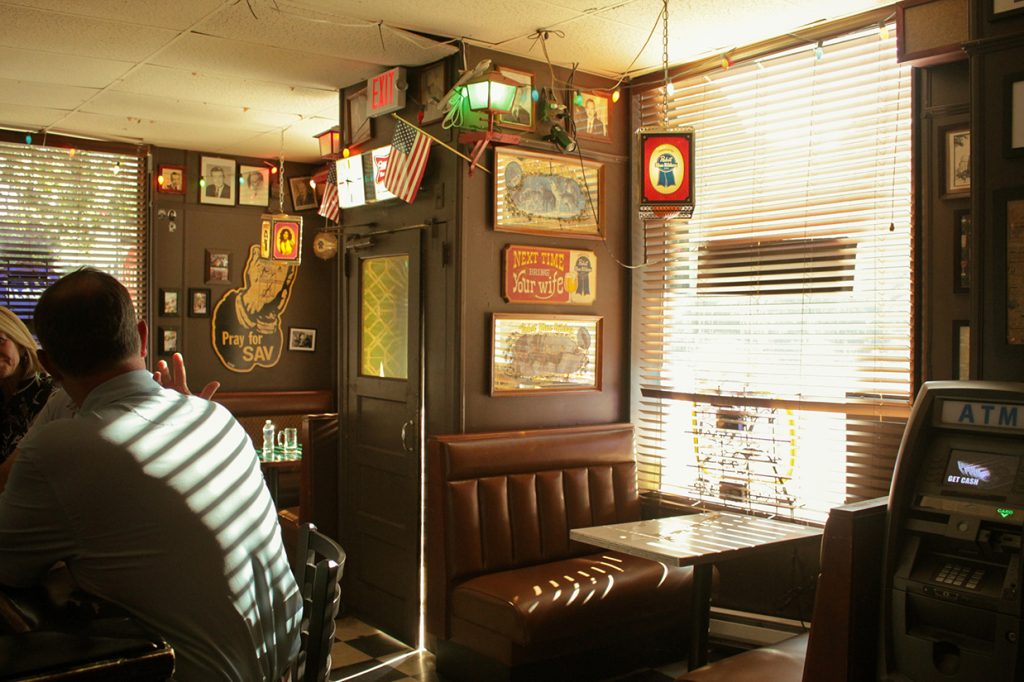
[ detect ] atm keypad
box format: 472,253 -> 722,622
935,562 -> 984,589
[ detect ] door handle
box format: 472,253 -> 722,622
401,419 -> 416,453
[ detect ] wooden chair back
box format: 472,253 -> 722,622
292,523 -> 346,682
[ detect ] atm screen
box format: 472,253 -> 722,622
943,450 -> 1019,496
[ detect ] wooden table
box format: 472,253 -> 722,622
258,446 -> 302,506
571,511 -> 822,670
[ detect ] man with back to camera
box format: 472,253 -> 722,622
0,268 -> 301,681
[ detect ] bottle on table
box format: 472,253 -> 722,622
262,419 -> 275,459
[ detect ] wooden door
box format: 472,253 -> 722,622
341,228 -> 422,645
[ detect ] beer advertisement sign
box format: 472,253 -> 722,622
503,245 -> 597,305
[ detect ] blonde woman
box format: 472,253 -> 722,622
0,306 -> 55,463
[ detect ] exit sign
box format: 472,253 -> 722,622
367,67 -> 406,118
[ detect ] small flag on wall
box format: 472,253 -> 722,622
318,161 -> 340,222
383,119 -> 431,204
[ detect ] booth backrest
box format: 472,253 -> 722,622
427,423 -> 638,640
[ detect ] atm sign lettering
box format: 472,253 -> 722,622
941,400 -> 1024,431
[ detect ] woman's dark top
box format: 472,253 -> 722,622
0,373 -> 55,463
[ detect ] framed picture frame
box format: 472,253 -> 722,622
573,90 -> 612,142
239,164 -> 270,206
953,320 -> 970,380
158,288 -> 180,317
288,327 -> 316,352
1007,73 -> 1024,158
502,244 -> 597,305
1003,188 -> 1024,344
496,67 -> 534,131
158,327 -> 179,355
494,147 -> 603,239
953,209 -> 971,293
205,249 -> 231,285
346,88 -> 372,147
188,288 -> 211,317
199,156 -> 236,206
157,165 -> 185,194
419,61 -> 447,125
491,313 -> 602,395
638,127 -> 695,220
940,125 -> 970,198
991,0 -> 1024,20
289,176 -> 317,211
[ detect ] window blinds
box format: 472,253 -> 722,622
632,27 -> 912,524
0,141 -> 147,326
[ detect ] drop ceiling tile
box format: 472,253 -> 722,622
323,0 -> 581,45
195,2 -> 456,67
57,110 -> 259,150
0,102 -> 67,129
152,33 -> 378,90
221,124 -> 333,163
0,79 -> 99,110
84,91 -> 300,131
496,17 -> 654,76
0,47 -> 130,88
0,4 -> 179,62
2,0 -> 216,30
115,65 -> 339,119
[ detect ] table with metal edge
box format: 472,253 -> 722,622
570,510 -> 822,671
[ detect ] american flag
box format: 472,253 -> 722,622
383,119 -> 431,204
318,161 -> 340,222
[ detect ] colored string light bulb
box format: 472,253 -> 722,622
814,41 -> 824,60
157,174 -> 165,186
879,23 -> 890,40
342,147 -> 351,159
309,178 -> 316,189
199,177 -> 206,188
238,175 -> 245,185
666,81 -> 676,95
270,166 -> 278,174
574,91 -> 584,106
531,88 -> 539,102
720,55 -> 732,70
24,134 -> 32,144
611,89 -> 620,103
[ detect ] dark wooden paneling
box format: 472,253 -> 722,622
458,45 -> 630,432
151,147 -> 336,394
214,389 -> 335,416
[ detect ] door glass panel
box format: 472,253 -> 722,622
360,255 -> 409,379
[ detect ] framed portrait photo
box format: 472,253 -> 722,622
157,165 -> 185,194
940,126 -> 970,198
494,147 -> 603,239
573,91 -> 612,142
288,327 -> 316,352
1007,73 -> 1024,158
205,249 -> 231,284
200,156 -> 236,206
159,288 -> 180,317
158,327 -> 179,355
491,314 -> 602,395
497,67 -> 534,131
239,164 -> 270,206
188,288 -> 211,318
346,88 -> 372,147
420,61 -> 447,125
289,176 -> 317,211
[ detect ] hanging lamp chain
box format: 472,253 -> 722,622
278,129 -> 285,214
661,0 -> 670,126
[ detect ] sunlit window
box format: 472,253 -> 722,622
0,140 -> 147,325
633,26 -> 912,523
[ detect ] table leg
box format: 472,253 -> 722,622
688,563 -> 713,671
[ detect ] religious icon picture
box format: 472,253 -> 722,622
261,214 -> 303,265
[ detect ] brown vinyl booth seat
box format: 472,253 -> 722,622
676,496 -> 888,682
427,424 -> 698,681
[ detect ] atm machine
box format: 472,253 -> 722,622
882,381 -> 1024,680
